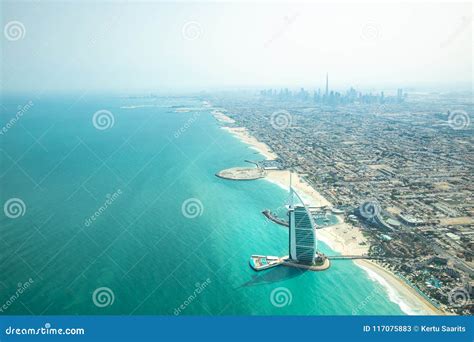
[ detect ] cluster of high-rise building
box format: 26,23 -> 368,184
259,74 -> 406,105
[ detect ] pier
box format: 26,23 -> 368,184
262,210 -> 289,227
327,255 -> 408,261
327,255 -> 383,260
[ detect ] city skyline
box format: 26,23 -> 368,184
1,1 -> 472,93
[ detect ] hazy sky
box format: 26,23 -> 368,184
1,1 -> 472,93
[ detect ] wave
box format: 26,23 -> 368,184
357,262 -> 427,315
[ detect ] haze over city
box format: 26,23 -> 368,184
1,1 -> 472,93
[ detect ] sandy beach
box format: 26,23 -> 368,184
221,126 -> 278,160
265,170 -> 331,208
213,108 -> 444,315
211,110 -> 277,160
355,260 -> 443,315
317,222 -> 369,256
211,109 -> 235,124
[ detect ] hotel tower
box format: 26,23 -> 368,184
288,186 -> 318,264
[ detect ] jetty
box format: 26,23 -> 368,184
327,255 -> 408,261
262,209 -> 289,227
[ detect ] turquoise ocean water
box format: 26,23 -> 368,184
0,95 -> 404,315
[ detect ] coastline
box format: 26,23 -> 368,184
221,126 -> 278,160
211,108 -> 444,316
355,260 -> 443,315
265,170 -> 331,208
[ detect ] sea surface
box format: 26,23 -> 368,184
0,94 -> 406,315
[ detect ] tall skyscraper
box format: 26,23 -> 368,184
288,186 -> 318,264
397,88 -> 403,103
325,73 -> 329,97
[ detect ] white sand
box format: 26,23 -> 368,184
211,110 -> 235,124
221,126 -> 278,160
265,170 -> 331,207
355,260 -> 443,315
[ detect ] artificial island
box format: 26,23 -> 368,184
249,181 -> 330,272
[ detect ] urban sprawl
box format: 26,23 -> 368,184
207,81 -> 473,315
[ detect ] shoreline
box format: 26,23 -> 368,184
211,108 -> 444,316
221,126 -> 278,160
355,260 -> 443,315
